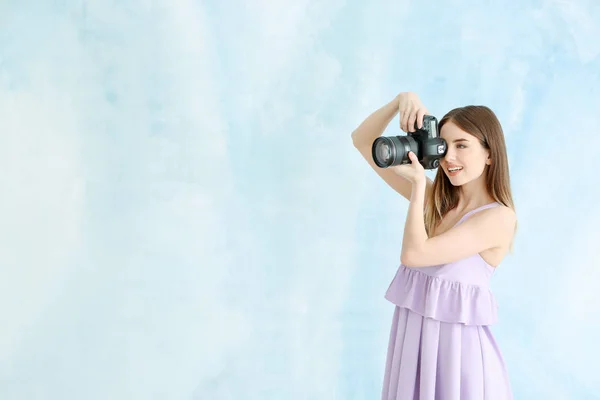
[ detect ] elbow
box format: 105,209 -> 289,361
401,248 -> 426,267
400,249 -> 414,267
351,130 -> 366,148
351,131 -> 359,147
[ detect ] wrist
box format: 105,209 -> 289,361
413,177 -> 427,188
410,178 -> 427,201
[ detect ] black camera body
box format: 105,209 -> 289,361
371,115 -> 447,170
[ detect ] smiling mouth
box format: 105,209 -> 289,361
447,167 -> 463,176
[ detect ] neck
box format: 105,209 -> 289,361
456,174 -> 494,211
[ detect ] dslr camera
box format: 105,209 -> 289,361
371,115 -> 447,170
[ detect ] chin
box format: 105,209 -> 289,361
445,174 -> 459,185
446,175 -> 466,187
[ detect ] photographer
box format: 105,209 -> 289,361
352,92 -> 517,399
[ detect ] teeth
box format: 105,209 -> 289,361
449,167 -> 462,172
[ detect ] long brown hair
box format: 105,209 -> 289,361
424,105 -> 517,251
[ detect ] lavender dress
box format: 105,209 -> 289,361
382,202 -> 513,399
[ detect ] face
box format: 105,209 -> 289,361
439,122 -> 491,186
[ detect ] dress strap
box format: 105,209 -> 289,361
453,202 -> 500,228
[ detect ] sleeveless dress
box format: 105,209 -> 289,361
381,202 -> 513,400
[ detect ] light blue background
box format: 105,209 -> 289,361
1,1 -> 599,399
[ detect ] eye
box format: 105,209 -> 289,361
457,144 -> 467,149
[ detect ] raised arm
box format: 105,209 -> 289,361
351,92 -> 433,202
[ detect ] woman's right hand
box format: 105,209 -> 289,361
397,92 -> 429,133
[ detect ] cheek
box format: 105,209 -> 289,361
462,153 -> 486,172
469,156 -> 488,173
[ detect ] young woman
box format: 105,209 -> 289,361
351,92 -> 516,399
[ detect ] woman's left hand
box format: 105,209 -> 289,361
390,151 -> 426,185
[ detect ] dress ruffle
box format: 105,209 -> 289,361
384,264 -> 498,326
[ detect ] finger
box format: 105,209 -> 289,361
412,152 -> 422,166
404,108 -> 414,132
416,108 -> 426,129
400,109 -> 409,132
408,110 -> 417,132
408,151 -> 417,163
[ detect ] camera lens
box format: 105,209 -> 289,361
372,136 -> 417,167
374,140 -> 392,165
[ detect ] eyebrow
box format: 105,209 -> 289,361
452,138 -> 469,143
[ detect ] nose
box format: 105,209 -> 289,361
444,147 -> 456,162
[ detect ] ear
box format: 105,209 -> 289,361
485,150 -> 492,165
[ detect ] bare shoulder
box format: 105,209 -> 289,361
477,204 -> 517,243
492,204 -> 516,224
474,204 -> 516,226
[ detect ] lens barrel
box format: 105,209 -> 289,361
372,136 -> 418,168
